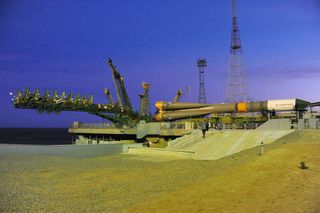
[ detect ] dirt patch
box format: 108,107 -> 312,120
124,131 -> 320,213
0,130 -> 319,212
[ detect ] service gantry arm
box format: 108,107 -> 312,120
104,88 -> 115,105
107,58 -> 133,111
13,88 -> 120,116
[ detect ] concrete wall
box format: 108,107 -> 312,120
0,143 -> 142,158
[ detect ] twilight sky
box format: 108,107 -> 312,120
1,0 -> 320,127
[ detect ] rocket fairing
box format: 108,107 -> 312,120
155,99 -> 310,121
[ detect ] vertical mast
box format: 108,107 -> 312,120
226,0 -> 249,103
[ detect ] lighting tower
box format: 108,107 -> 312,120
226,0 -> 249,103
197,59 -> 207,104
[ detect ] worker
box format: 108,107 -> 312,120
205,121 -> 209,131
201,122 -> 206,138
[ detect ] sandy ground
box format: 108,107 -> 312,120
0,130 -> 319,212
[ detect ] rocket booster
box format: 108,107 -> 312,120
155,99 -> 310,121
155,101 -> 210,111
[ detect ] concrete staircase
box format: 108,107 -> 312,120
166,130 -> 214,150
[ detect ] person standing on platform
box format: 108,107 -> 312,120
201,122 -> 206,138
205,121 -> 209,131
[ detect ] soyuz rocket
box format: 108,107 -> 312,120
155,99 -> 310,121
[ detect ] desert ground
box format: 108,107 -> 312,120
0,130 -> 319,212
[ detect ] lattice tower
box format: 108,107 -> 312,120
226,0 -> 249,103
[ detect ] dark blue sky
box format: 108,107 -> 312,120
1,0 -> 320,127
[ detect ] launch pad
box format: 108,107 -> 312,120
12,58 -> 320,146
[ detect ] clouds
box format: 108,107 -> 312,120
277,67 -> 320,79
248,63 -> 320,80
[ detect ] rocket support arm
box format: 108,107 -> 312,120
107,58 -> 133,111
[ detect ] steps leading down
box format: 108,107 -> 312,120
166,130 -> 214,150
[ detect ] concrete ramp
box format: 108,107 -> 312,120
186,129 -> 294,160
256,118 -> 292,130
182,119 -> 293,160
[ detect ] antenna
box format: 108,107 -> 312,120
226,0 -> 249,103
